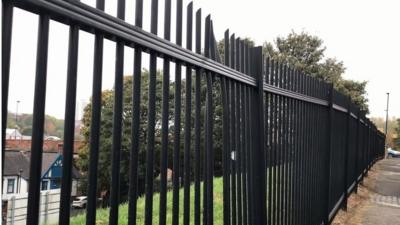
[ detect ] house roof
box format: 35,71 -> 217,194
3,150 -> 30,179
3,150 -> 81,180
6,128 -> 22,137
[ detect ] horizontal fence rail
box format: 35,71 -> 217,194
2,0 -> 385,225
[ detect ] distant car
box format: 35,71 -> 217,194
387,149 -> 400,158
72,196 -> 87,208
45,136 -> 61,141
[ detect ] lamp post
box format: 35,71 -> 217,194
15,100 -> 20,139
384,93 -> 389,156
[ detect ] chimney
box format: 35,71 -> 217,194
57,143 -> 63,154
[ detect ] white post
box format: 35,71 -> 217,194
10,196 -> 15,225
44,191 -> 49,225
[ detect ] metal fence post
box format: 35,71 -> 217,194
354,109 -> 360,194
323,84 -> 334,225
342,97 -> 351,211
249,46 -> 266,225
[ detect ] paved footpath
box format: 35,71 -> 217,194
360,159 -> 400,225
332,158 -> 400,225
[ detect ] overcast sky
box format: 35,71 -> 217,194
5,0 -> 400,121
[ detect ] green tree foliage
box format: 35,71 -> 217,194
393,119 -> 400,150
7,112 -> 64,138
370,116 -> 398,148
77,70 -> 224,196
78,71 -> 164,196
263,31 -> 369,112
217,37 -> 255,62
218,31 -> 369,112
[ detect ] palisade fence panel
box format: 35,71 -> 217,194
1,0 -> 385,225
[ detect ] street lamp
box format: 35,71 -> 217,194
384,93 -> 389,155
15,100 -> 20,139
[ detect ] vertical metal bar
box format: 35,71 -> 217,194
310,103 -> 317,224
305,75 -> 313,225
273,60 -> 279,225
128,0 -> 143,223
159,0 -> 171,224
230,34 -> 238,225
297,72 -> 303,225
236,38 -> 240,72
26,14 -> 50,225
249,46 -> 266,225
323,84 -> 334,225
230,34 -> 235,70
231,82 -> 237,225
1,2 -> 13,181
267,59 -> 273,225
183,3 -> 193,225
314,102 -> 320,224
283,65 -> 288,225
204,14 -> 214,225
303,74 -> 309,225
173,1 -> 183,225
245,85 -> 253,225
279,65 -> 285,225
109,1 -> 126,224
290,69 -> 296,225
353,109 -> 360,195
229,33 -> 237,225
299,73 -> 305,225
289,70 -> 295,225
222,76 -> 231,225
143,0 -> 158,225
236,46 -> 243,225
283,67 -> 289,225
194,8 -> 202,225
288,69 -> 293,225
224,30 -> 230,67
306,91 -> 312,225
222,29 -> 231,225
264,58 -> 269,225
240,41 -> 245,73
277,63 -> 283,225
304,77 -> 309,225
342,97 -> 351,211
241,83 -> 248,225
205,72 -> 214,225
86,1 -> 105,224
268,60 -> 275,225
290,71 -> 299,225
59,23 -> 79,225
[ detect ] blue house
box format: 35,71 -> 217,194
2,150 -> 81,195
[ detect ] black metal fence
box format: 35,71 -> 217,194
2,0 -> 385,225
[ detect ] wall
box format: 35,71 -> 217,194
2,189 -> 61,225
5,140 -> 83,154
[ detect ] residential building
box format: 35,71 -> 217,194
2,150 -> 81,197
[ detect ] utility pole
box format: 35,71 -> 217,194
384,93 -> 389,156
15,100 -> 20,139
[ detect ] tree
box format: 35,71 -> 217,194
262,31 -> 369,112
78,71 -> 165,196
370,117 -> 398,148
217,37 -> 255,63
394,119 -> 400,150
77,70 -> 225,197
6,112 -> 64,138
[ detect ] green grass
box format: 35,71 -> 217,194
69,178 -> 223,225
